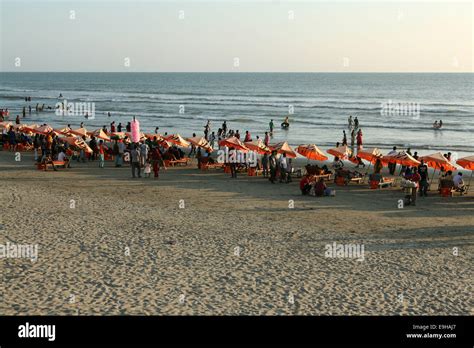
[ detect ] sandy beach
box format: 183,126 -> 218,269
1,150 -> 472,316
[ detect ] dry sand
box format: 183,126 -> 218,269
0,150 -> 473,315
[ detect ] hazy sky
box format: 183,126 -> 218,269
0,0 -> 472,72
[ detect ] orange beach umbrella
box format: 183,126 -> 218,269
219,136 -> 249,152
187,136 -> 213,151
164,134 -> 190,147
270,141 -> 297,158
69,127 -> 88,137
326,145 -> 352,159
0,121 -> 12,129
297,144 -> 328,161
357,148 -> 383,163
244,139 -> 271,155
382,151 -> 420,167
88,129 -> 110,141
61,136 -> 93,153
456,156 -> 474,171
419,152 -> 456,172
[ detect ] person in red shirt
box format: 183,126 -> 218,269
314,178 -> 328,197
244,131 -> 251,142
150,146 -> 162,179
300,175 -> 311,195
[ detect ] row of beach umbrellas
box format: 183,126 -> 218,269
2,121 -> 473,177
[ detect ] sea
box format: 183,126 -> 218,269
0,72 -> 472,158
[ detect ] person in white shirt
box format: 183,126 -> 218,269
453,172 -> 466,193
279,154 -> 288,183
387,146 -> 398,174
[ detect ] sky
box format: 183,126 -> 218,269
0,0 -> 472,72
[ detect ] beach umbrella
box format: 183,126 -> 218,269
88,128 -> 110,141
420,152 -> 457,187
296,144 -> 328,161
382,151 -> 420,167
164,134 -> 190,147
457,156 -> 474,191
244,139 -> 271,155
130,117 -> 140,143
357,148 -> 383,163
187,136 -> 213,151
326,145 -> 352,159
270,141 -> 297,158
219,136 -> 249,152
456,156 -> 474,170
26,124 -> 55,135
69,127 -> 88,137
61,136 -> 93,153
420,152 -> 456,172
55,126 -> 72,135
0,121 -> 12,129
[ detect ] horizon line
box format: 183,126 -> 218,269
1,71 -> 473,74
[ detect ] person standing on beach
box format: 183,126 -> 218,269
269,119 -> 274,134
126,122 -> 131,132
110,121 -> 116,133
204,120 -> 210,140
387,146 -> 397,175
342,130 -> 347,146
350,129 -> 355,154
209,131 -> 216,149
189,133 -> 196,156
264,132 -> 270,146
417,160 -> 429,197
150,146 -> 162,179
98,140 -> 106,168
356,129 -> 363,152
130,144 -> 141,178
348,115 -> 353,130
354,117 -> 359,130
117,123 -> 122,132
244,130 -> 251,142
139,141 -> 149,168
262,153 -> 269,177
269,151 -> 277,183
228,147 -> 237,178
235,130 -> 240,139
279,154 -> 288,183
222,121 -> 227,136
